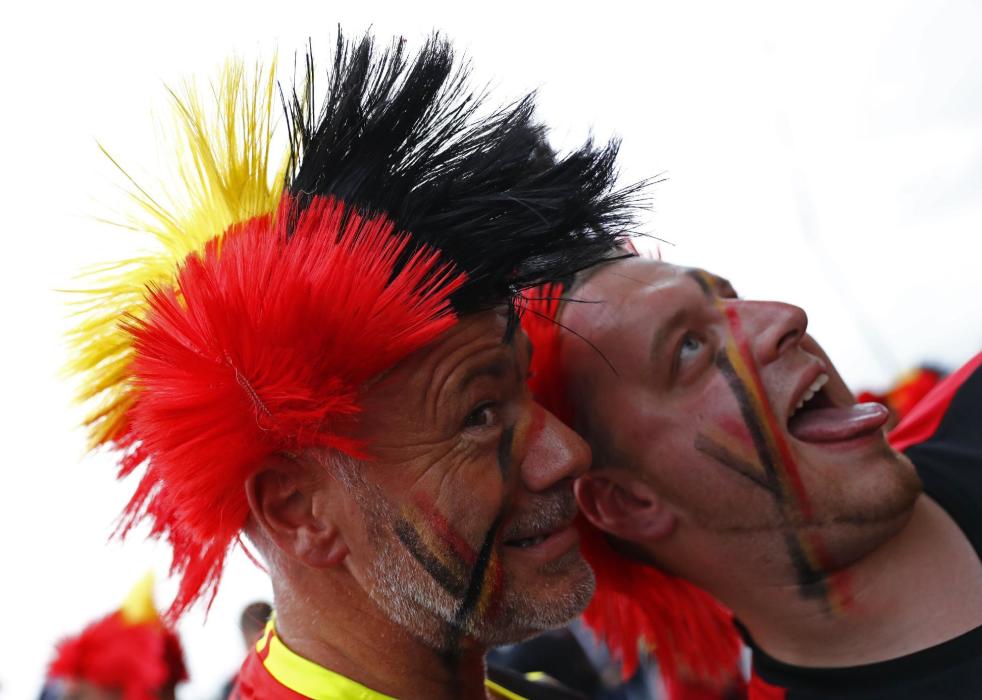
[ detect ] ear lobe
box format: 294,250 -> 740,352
575,470 -> 676,542
245,455 -> 349,568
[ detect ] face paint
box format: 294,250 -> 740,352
497,425 -> 516,480
696,270 -> 853,613
412,492 -> 478,565
394,517 -> 468,597
694,431 -> 779,497
443,516 -> 504,662
389,492 -> 508,662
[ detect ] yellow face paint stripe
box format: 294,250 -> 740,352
698,271 -> 852,612
398,504 -> 466,576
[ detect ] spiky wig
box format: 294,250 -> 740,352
520,280 -> 743,696
67,31 -> 638,619
48,575 -> 187,700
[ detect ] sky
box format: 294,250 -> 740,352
1,1 -> 980,697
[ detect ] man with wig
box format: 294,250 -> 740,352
67,32 -> 642,699
44,575 -> 187,700
522,255 -> 982,699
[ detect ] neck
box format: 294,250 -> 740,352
273,571 -> 489,700
721,495 -> 982,667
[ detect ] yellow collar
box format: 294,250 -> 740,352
258,620 -> 525,699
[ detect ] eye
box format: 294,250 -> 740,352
669,331 -> 711,383
464,402 -> 501,430
678,333 -> 703,361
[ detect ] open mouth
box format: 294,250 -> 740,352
787,372 -> 890,444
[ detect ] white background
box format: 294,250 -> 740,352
1,1 -> 981,698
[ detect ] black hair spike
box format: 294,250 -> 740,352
285,30 -> 646,313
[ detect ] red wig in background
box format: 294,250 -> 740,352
48,575 -> 188,700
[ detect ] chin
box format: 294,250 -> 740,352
478,557 -> 595,645
808,448 -> 923,570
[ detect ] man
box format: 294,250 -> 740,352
44,575 -> 187,700
524,255 -> 982,699
220,602 -> 272,699
238,601 -> 273,651
67,33 -> 641,699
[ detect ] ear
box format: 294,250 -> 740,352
574,469 -> 676,541
244,453 -> 349,568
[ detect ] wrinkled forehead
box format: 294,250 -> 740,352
359,308 -> 526,414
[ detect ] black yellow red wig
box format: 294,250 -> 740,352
67,32 -> 639,619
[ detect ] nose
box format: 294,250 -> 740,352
519,403 -> 591,492
736,300 -> 808,365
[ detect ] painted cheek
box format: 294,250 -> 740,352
716,414 -> 756,447
712,300 -> 853,613
393,514 -> 468,597
411,492 -> 478,566
444,516 -> 505,658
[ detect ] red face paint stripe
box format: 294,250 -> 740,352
411,492 -> 478,566
722,305 -> 814,518
710,288 -> 851,612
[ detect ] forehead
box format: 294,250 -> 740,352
584,257 -> 683,294
560,258 -> 724,373
566,258 -> 690,333
359,309 -> 523,416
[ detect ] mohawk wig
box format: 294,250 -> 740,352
520,281 -> 743,697
68,31 -> 639,618
284,34 -> 641,312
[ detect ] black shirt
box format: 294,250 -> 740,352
748,353 -> 982,699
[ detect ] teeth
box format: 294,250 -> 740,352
790,373 -> 829,417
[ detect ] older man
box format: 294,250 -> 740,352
525,255 -> 982,699
68,33 -> 641,699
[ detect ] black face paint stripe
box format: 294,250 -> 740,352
715,349 -> 833,602
442,515 -> 503,662
685,268 -> 712,296
497,424 -> 515,480
694,432 -> 780,496
782,530 -> 829,602
393,518 -> 466,597
714,350 -> 785,500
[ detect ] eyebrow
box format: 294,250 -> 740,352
716,277 -> 738,297
684,269 -> 713,296
684,268 -> 737,298
705,271 -> 736,296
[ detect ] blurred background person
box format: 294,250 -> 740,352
41,574 -> 187,700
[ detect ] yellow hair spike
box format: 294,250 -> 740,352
120,571 -> 159,626
66,58 -> 287,450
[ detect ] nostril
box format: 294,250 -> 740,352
777,327 -> 802,354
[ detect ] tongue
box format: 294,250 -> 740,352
788,402 -> 890,443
